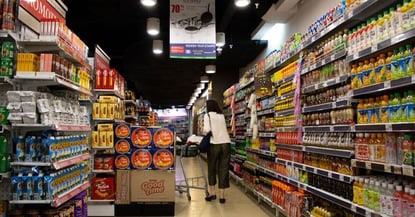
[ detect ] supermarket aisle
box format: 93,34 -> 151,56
174,156 -> 274,217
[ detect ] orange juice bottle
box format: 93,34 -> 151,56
380,95 -> 390,123
357,61 -> 364,88
385,51 -> 393,80
369,58 -> 377,85
378,53 -> 387,82
367,98 -> 374,124
363,59 -> 371,86
357,99 -> 365,124
351,64 -> 359,89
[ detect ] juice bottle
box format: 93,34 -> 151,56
375,133 -> 386,163
380,95 -> 389,123
391,93 -> 402,122
372,181 -> 382,212
410,0 -> 415,29
389,7 -> 397,37
360,24 -> 367,51
393,185 -> 404,217
399,46 -> 406,77
377,53 -> 386,82
402,134 -> 413,166
365,20 -> 371,49
401,0 -> 411,32
357,61 -> 364,88
395,4 -> 404,35
397,133 -> 405,165
351,63 -> 359,89
355,26 -> 362,52
402,186 -> 412,217
405,44 -> 414,75
363,178 -> 371,206
353,177 -> 361,204
376,14 -> 386,43
367,98 -> 374,124
386,133 -> 397,164
402,91 -> 409,122
349,28 -> 357,53
386,51 -> 393,80
407,90 -> 415,121
392,49 -> 401,80
369,133 -> 377,161
363,59 -> 371,86
369,17 -> 377,46
368,179 -> 376,209
369,58 -> 377,85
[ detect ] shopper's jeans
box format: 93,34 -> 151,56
207,143 -> 230,189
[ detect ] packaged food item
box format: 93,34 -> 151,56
91,131 -> 99,147
91,177 -> 115,200
107,103 -> 115,119
92,103 -> 100,119
106,131 -> 114,147
97,123 -> 113,132
99,103 -> 107,118
99,131 -> 107,147
99,96 -> 117,104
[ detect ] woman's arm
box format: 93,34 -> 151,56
203,113 -> 211,134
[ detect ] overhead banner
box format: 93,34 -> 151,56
170,0 -> 216,59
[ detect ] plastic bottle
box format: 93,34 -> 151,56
386,133 -> 397,164
380,95 -> 390,123
395,4 -> 404,35
402,134 -> 414,166
369,133 -> 377,161
368,17 -> 377,46
405,44 -> 414,75
369,58 -> 377,85
367,98 -> 374,124
367,179 -> 376,209
372,181 -> 382,212
391,93 -> 402,122
377,53 -> 387,82
399,46 -> 406,77
363,178 -> 371,207
383,183 -> 396,216
353,177 -> 361,204
386,51 -> 393,80
401,0 -> 411,32
351,64 -> 359,89
380,182 -> 388,214
397,133 -> 405,165
392,49 -> 401,80
375,133 -> 386,162
393,185 -> 404,217
389,7 -> 397,37
402,185 -> 412,217
402,91 -> 409,122
363,59 -> 371,86
409,0 -> 415,29
407,90 -> 415,121
376,14 -> 386,43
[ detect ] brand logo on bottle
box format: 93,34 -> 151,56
141,180 -> 165,196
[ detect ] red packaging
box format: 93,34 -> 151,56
95,69 -> 102,89
102,155 -> 114,170
102,69 -> 108,89
108,69 -> 115,89
91,177 -> 116,200
94,156 -> 103,170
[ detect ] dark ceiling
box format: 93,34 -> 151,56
63,0 -> 275,108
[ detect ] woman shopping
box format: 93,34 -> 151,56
203,99 -> 231,204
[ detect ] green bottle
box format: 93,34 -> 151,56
399,46 -> 406,77
405,44 -> 414,76
407,90 -> 415,121
391,49 -> 400,79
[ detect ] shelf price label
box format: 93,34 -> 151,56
385,165 -> 392,173
384,81 -> 391,89
365,161 -> 372,170
385,124 -> 393,132
402,166 -> 414,177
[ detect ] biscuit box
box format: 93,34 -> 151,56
130,148 -> 153,170
114,123 -> 131,140
130,170 -> 175,202
114,139 -> 132,155
151,147 -> 175,170
130,126 -> 152,149
91,177 -> 115,200
150,127 -> 175,149
115,154 -> 131,170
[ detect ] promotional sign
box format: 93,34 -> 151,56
170,0 -> 216,59
20,0 -> 65,23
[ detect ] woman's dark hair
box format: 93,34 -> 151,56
206,99 -> 223,114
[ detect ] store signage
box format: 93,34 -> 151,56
169,0 -> 216,59
94,45 -> 110,70
20,0 -> 65,23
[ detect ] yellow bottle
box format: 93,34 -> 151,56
380,95 -> 389,123
357,99 -> 365,124
385,51 -> 393,80
357,61 -> 364,88
377,53 -> 387,82
351,64 -> 359,89
363,59 -> 371,86
369,58 -> 377,85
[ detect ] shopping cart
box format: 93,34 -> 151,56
175,135 -> 209,201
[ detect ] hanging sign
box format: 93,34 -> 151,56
169,0 -> 216,59
20,0 -> 65,23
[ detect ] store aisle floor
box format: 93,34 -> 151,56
174,156 -> 274,217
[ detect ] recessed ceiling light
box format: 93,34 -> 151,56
200,75 -> 209,83
216,32 -> 225,47
141,0 -> 157,7
235,0 -> 250,7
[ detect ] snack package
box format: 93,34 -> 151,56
91,177 -> 115,200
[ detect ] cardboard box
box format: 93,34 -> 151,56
98,123 -> 113,132
116,170 -> 130,204
130,170 -> 175,202
107,103 -> 115,119
91,131 -> 99,147
92,103 -> 100,119
100,103 -> 108,118
99,131 -> 107,147
106,131 -> 114,147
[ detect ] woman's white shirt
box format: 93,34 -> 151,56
203,112 -> 231,144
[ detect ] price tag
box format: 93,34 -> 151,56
351,160 -> 357,167
339,175 -> 344,182
412,75 -> 415,83
384,80 -> 391,89
371,45 -> 378,52
329,126 -> 334,132
311,64 -> 316,69
314,84 -> 318,90
351,125 -> 356,132
353,53 -> 359,60
322,59 -> 326,65
331,55 -> 335,61
385,124 -> 393,132
365,162 -> 372,170
365,211 -> 371,217
312,36 -> 316,41
332,102 -> 336,108
385,165 -> 392,173
328,172 -> 332,178
402,166 -> 414,177
349,11 -> 354,18
351,205 -> 357,213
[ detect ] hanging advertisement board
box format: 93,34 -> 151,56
169,0 -> 216,59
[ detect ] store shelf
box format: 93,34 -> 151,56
301,49 -> 347,75
346,27 -> 415,62
304,146 -> 354,158
275,91 -> 295,101
275,144 -> 304,151
302,74 -> 349,94
92,146 -> 113,150
92,170 -> 115,174
0,29 -> 20,41
354,123 -> 415,132
352,159 -> 402,175
234,97 -> 245,103
11,153 -> 90,169
275,126 -> 298,132
245,147 -> 275,158
235,154 -> 247,160
258,132 -> 275,138
11,123 -> 91,131
88,198 -> 115,203
14,72 -> 92,96
10,181 -> 90,207
18,37 -> 91,70
275,108 -> 295,117
276,158 -> 352,183
0,172 -> 10,178
302,99 -> 352,113
257,108 -> 274,116
234,110 -> 245,115
274,74 -> 295,87
92,118 -> 125,123
237,78 -> 254,91
245,114 -> 251,119
352,75 -> 415,96
301,0 -> 389,50
94,89 -> 125,100
303,125 -> 353,132
0,124 -> 9,133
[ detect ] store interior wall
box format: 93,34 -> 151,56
211,68 -> 239,108
240,0 -> 340,75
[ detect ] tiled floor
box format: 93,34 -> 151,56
174,156 -> 274,217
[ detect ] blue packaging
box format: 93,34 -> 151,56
11,174 -> 23,200
22,173 -> 33,200
14,136 -> 25,162
33,173 -> 44,200
44,174 -> 55,200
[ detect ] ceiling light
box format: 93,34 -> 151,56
153,40 -> 163,54
205,65 -> 216,74
200,75 -> 209,83
140,0 -> 157,7
197,83 -> 205,90
216,32 -> 225,47
235,0 -> 250,7
24,0 -> 36,2
147,18 -> 160,36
